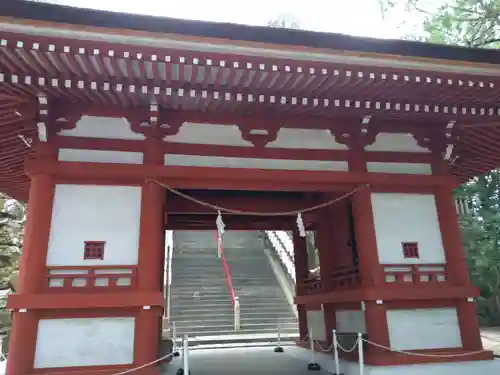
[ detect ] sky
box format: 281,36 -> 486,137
38,0 -> 443,40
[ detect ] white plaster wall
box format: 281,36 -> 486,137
165,123 -> 252,146
307,310 -> 327,341
371,193 -> 445,264
34,317 -> 135,368
266,128 -> 348,150
165,154 -> 348,171
366,133 -> 430,153
47,185 -> 142,266
59,116 -> 146,140
58,149 -> 144,164
164,124 -> 348,150
386,308 -> 462,350
366,162 -> 431,175
335,310 -> 366,333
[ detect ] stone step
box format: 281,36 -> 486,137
170,280 -> 276,287
173,321 -> 298,331
170,310 -> 296,320
172,327 -> 299,338
165,332 -> 299,347
169,295 -> 290,303
166,315 -> 297,324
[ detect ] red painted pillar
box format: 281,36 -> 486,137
134,138 -> 165,372
434,186 -> 471,285
16,173 -> 55,294
434,185 -> 484,351
315,211 -> 332,289
292,230 -> 309,340
315,206 -> 337,344
7,144 -> 56,375
5,311 -> 38,375
348,145 -> 390,355
137,181 -> 165,292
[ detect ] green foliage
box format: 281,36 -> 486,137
423,0 -> 500,47
457,174 -> 500,325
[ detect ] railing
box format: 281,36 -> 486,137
265,230 -> 296,283
217,232 -> 240,331
300,276 -> 323,294
46,265 -> 137,292
383,263 -> 447,284
330,265 -> 361,289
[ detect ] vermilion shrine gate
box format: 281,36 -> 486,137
1,1 -> 500,375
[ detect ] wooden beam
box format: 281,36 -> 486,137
26,160 -> 459,192
166,191 -> 319,214
166,214 -> 300,230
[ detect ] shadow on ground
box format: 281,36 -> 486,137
163,346 -> 330,375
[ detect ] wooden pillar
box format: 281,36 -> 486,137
137,181 -> 165,292
292,230 -> 309,339
348,145 -> 384,288
315,211 -> 332,289
457,300 -> 484,351
16,173 -> 55,294
134,137 -> 165,370
5,311 -> 38,375
363,302 -> 390,357
348,144 -> 389,353
434,186 -> 471,286
7,145 -> 56,375
432,154 -> 482,353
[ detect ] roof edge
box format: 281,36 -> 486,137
3,1 -> 500,66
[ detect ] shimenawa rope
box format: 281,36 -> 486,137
148,179 -> 369,216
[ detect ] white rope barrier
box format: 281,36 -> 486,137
111,350 -> 179,375
336,338 -> 360,353
361,337 -> 500,358
313,340 -> 335,353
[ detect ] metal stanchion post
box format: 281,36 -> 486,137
172,321 -> 177,350
358,333 -> 364,375
307,328 -> 321,371
332,329 -> 343,375
274,318 -> 284,352
176,335 -> 190,375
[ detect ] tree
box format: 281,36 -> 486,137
381,0 -> 500,47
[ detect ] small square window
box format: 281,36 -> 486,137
402,242 -> 419,259
84,241 -> 105,260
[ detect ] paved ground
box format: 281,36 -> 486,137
482,328 -> 500,355
164,345 -> 330,375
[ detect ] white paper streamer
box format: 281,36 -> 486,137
216,210 -> 225,236
297,213 -> 306,237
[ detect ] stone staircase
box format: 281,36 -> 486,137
168,230 -> 298,346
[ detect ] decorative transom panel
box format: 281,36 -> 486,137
402,242 -> 419,259
84,241 -> 105,260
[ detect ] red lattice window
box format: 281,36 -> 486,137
402,242 -> 419,259
84,241 -> 105,260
